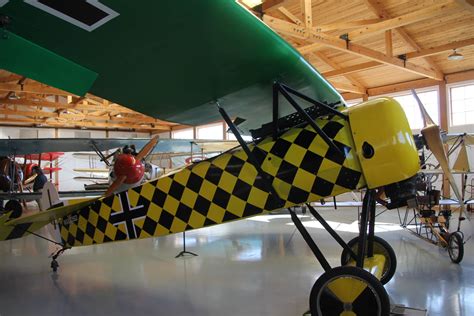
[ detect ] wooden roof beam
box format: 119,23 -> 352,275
263,15 -> 443,80
0,108 -> 172,128
0,83 -> 77,96
0,117 -> 170,131
0,74 -> 22,83
312,51 -> 367,94
303,0 -> 312,28
314,19 -> 384,32
404,38 -> 474,59
278,6 -> 303,25
321,61 -> 382,78
330,81 -> 366,94
347,1 -> 458,41
362,0 -> 444,80
454,0 -> 474,13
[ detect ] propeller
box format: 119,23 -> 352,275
136,135 -> 159,161
104,175 -> 127,197
105,135 -> 159,196
412,90 -> 466,221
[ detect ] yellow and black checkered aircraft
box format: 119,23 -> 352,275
0,97 -> 418,247
0,95 -> 419,315
0,1 -> 424,314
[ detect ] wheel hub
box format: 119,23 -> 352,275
343,302 -> 353,312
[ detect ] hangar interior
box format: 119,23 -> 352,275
0,0 -> 474,315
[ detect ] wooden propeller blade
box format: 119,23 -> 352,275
136,135 -> 159,161
413,90 -> 466,216
104,175 -> 126,197
411,89 -> 435,127
23,174 -> 37,185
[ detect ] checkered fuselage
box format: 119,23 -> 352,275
59,116 -> 365,247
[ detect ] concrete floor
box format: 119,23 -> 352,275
0,206 -> 473,316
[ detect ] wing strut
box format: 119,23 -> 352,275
90,140 -> 111,166
217,103 -> 284,209
274,82 -> 346,157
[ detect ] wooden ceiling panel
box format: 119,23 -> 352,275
262,0 -> 474,95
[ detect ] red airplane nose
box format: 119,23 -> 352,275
113,154 -> 144,184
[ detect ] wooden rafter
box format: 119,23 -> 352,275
0,75 -> 181,131
262,15 -> 444,80
0,83 -> 75,96
311,51 -> 367,94
321,61 -> 382,78
404,38 -> 474,59
362,0 -> 444,78
314,19 -> 384,32
347,1 -> 458,41
341,69 -> 474,100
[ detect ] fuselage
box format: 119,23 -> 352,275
57,98 -> 419,247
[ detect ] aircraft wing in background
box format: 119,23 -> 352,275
0,138 -> 210,156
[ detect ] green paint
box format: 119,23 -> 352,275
0,31 -> 97,96
0,1 -> 343,131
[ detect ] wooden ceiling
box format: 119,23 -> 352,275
260,0 -> 474,99
1,0 -> 473,131
0,70 -> 181,132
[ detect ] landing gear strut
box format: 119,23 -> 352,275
290,190 -> 393,316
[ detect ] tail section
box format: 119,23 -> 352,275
39,181 -> 63,211
0,212 -> 49,241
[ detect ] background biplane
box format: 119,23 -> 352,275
0,1 -> 461,315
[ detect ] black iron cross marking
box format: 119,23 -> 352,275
109,192 -> 146,239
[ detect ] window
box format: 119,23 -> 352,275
172,128 -> 193,139
196,123 -> 223,140
74,131 -> 91,138
20,129 -> 38,138
393,90 -> 439,130
450,83 -> 474,126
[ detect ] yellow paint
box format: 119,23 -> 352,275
347,97 -> 419,188
327,277 -> 367,303
346,254 -> 386,281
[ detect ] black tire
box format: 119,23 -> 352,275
448,232 -> 464,264
341,236 -> 397,285
4,200 -> 22,219
310,266 -> 390,316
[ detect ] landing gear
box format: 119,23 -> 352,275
448,232 -> 464,264
340,236 -> 397,285
289,190 -> 394,315
309,266 -> 390,316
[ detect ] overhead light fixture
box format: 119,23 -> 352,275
8,92 -> 20,100
448,49 -> 464,61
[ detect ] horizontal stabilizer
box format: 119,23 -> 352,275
6,198 -> 98,226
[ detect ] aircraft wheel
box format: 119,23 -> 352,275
309,266 -> 390,316
448,232 -> 464,264
4,200 -> 22,219
340,236 -> 397,284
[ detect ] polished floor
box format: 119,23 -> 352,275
0,206 -> 473,316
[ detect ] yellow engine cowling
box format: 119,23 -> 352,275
346,97 -> 419,189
